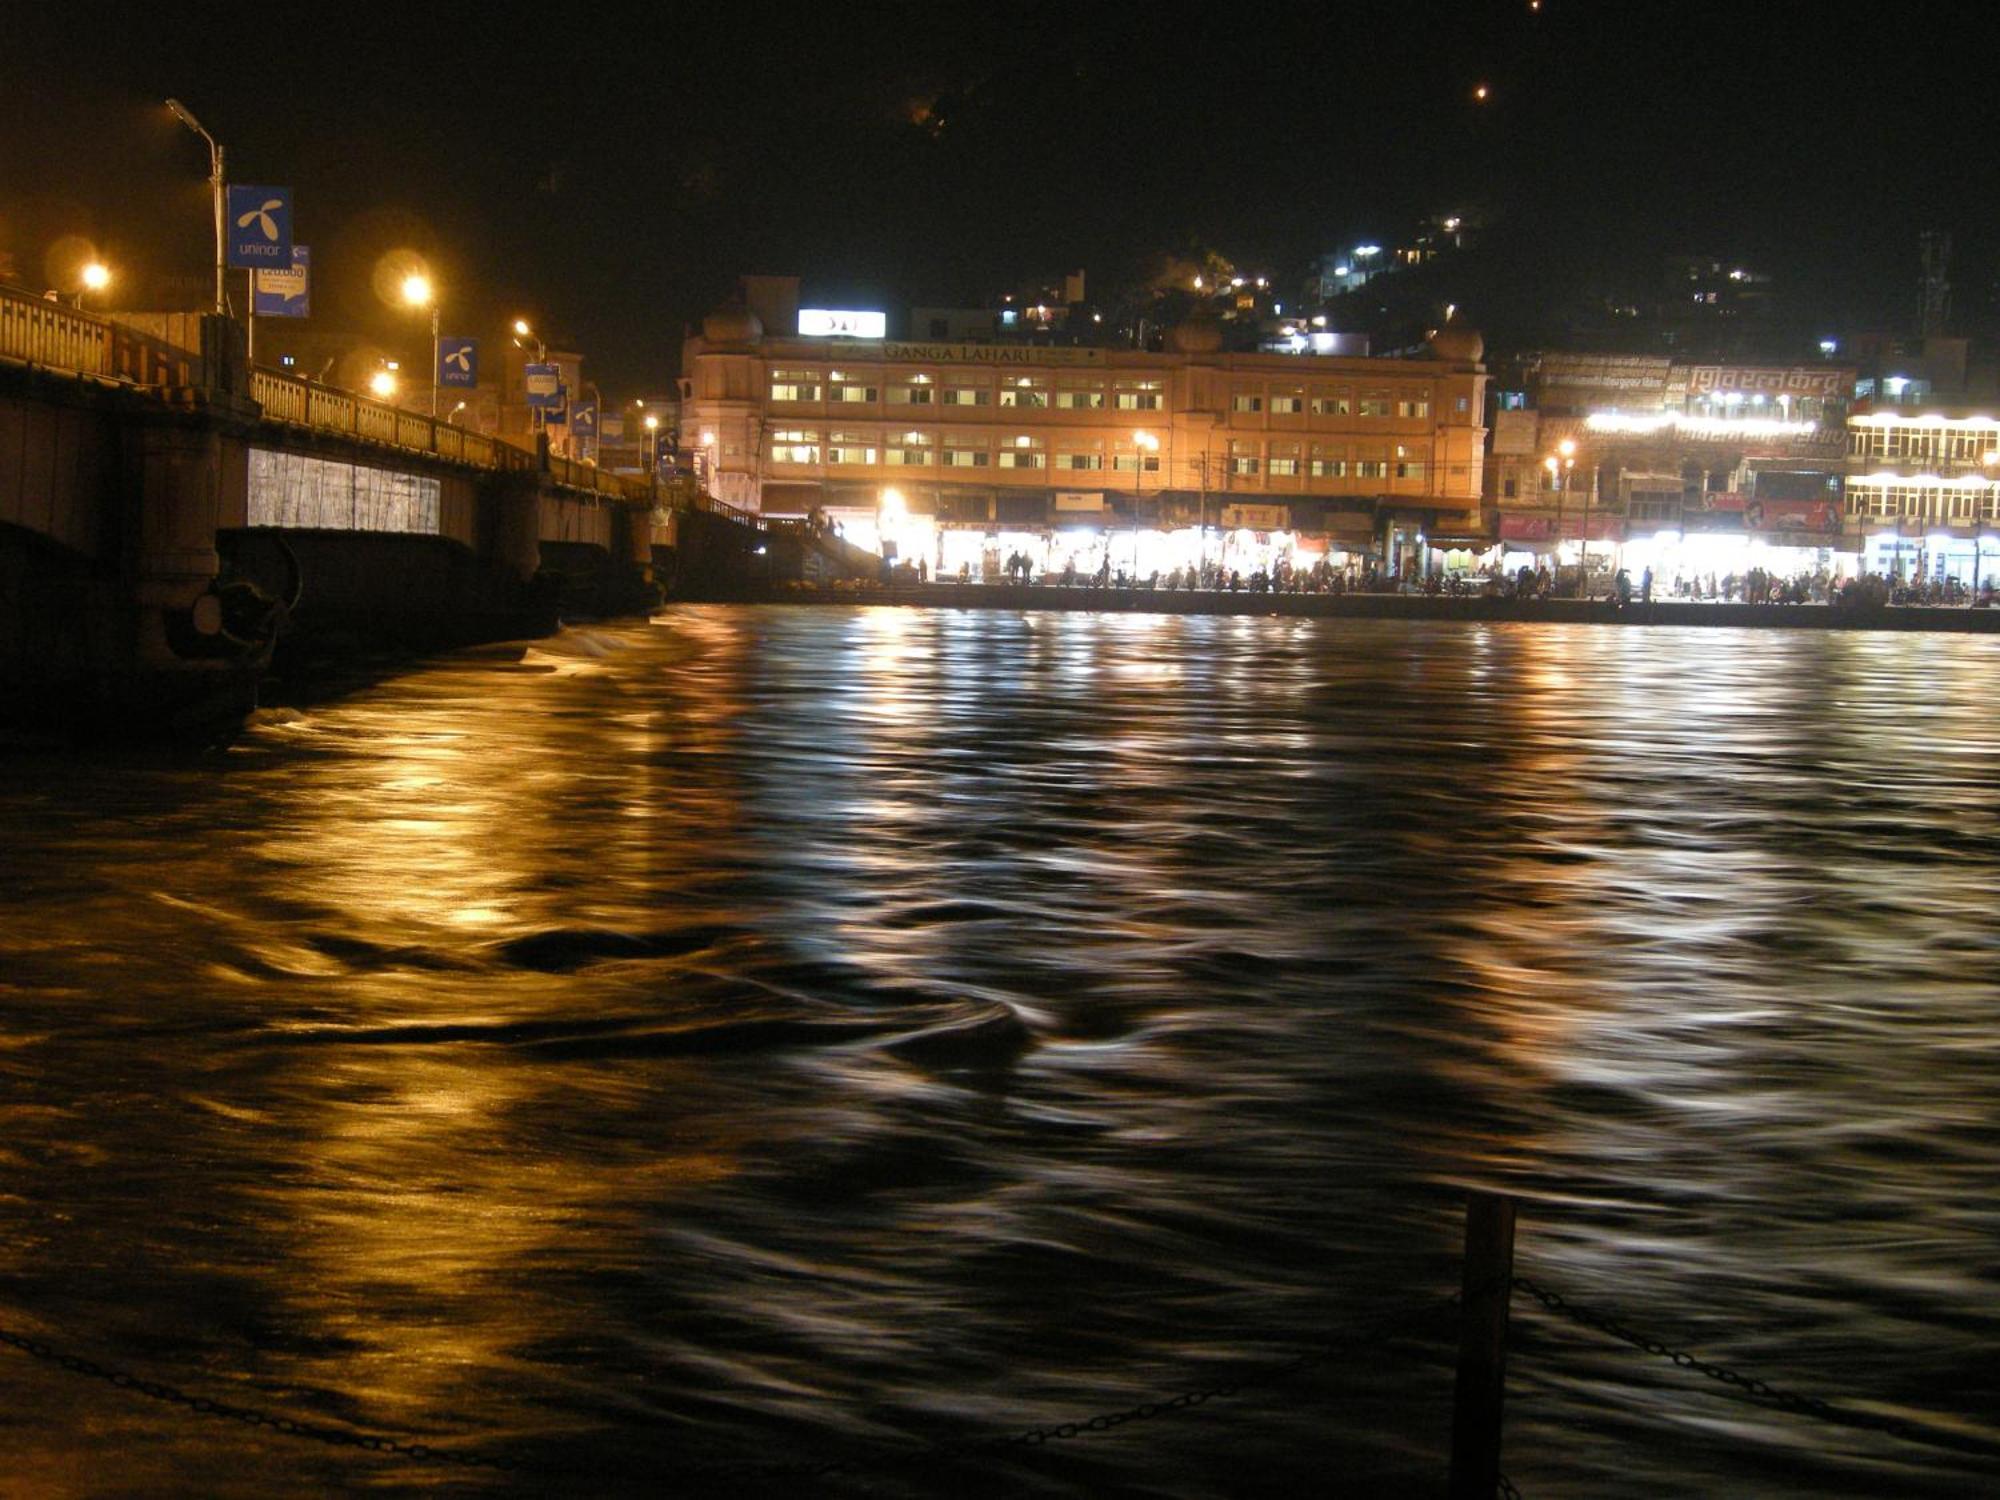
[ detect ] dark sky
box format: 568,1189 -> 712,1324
4,1 -> 1993,388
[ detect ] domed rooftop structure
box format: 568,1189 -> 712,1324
1167,314 -> 1223,355
702,302 -> 763,344
1426,324 -> 1485,363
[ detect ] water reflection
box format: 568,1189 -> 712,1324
0,610 -> 1996,1496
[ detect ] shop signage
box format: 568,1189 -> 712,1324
1221,504 -> 1287,529
1499,514 -> 1556,540
1053,491 -> 1104,511
1537,353 -> 1673,395
524,363 -> 563,409
1682,365 -> 1851,400
1745,498 -> 1840,532
874,341 -> 1105,367
1695,491 -> 1749,511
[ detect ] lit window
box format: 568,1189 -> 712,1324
1395,396 -> 1431,419
1055,381 -> 1105,410
1114,380 -> 1164,411
889,431 -> 933,466
1057,438 -> 1104,471
941,383 -> 990,406
997,434 -> 1046,469
769,369 -> 821,402
999,378 -> 1049,409
769,428 -> 820,463
942,433 -> 990,467
1232,392 -> 1264,413
1311,391 -> 1351,417
826,430 -> 878,464
1270,391 -> 1304,414
1228,440 -> 1261,477
1358,395 -> 1390,417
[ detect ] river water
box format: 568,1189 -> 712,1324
2,607 -> 1996,1498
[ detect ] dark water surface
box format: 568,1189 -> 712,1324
3,607 -> 1997,1498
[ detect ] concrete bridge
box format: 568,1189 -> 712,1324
0,287 -> 864,736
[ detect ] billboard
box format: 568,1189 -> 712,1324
252,245 -> 310,318
798,308 -> 888,338
226,185 -> 293,268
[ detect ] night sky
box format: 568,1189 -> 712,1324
4,1 -> 1993,387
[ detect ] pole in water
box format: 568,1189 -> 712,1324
1448,1192 -> 1517,1499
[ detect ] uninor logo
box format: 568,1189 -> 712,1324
235,199 -> 284,240
445,347 -> 473,372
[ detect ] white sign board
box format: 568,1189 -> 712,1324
799,308 -> 887,338
1054,491 -> 1104,511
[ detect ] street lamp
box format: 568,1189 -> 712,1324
643,413 -> 661,473
368,368 -> 398,400
512,318 -> 547,433
166,98 -> 226,316
1548,443 -> 1577,589
77,261 -> 111,311
446,400 -> 467,426
401,272 -> 440,418
1133,430 -> 1159,579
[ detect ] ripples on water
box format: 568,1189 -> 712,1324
1,608 -> 1997,1497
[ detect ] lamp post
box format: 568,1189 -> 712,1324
400,273 -> 440,418
644,413 -> 661,473
165,98 -> 226,316
512,319 -> 548,435
77,261 -> 111,312
1133,430 -> 1158,579
1544,449 -> 1573,587
1980,450 -> 1999,597
368,368 -> 398,401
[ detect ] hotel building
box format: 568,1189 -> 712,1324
678,285 -> 1487,580
1845,403 -> 2000,584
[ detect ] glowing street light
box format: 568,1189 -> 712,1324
166,98 -> 226,316
77,261 -> 111,311
399,272 -> 441,418
643,412 -> 660,472
368,369 -> 398,400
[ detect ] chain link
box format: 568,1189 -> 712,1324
5,1291 -> 1462,1481
0,1320 -> 519,1470
1512,1276 -> 2000,1461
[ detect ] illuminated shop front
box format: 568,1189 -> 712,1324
1845,406 -> 2000,584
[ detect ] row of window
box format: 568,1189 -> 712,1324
767,429 -> 1432,480
766,368 -> 1436,418
1848,428 -> 2000,464
1846,486 -> 2000,522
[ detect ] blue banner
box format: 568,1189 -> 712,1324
569,398 -> 597,438
438,337 -> 479,388
252,244 -> 310,318
524,362 -> 563,410
226,184 -> 293,268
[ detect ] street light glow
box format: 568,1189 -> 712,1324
368,370 -> 397,399
401,273 -> 434,307
513,318 -> 532,337
1557,438 -> 1577,458
644,414 -> 660,431
81,262 -> 111,292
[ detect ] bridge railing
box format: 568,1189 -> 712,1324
0,287 -> 200,386
248,366 -> 537,473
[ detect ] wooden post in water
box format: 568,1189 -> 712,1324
1448,1192 -> 1517,1500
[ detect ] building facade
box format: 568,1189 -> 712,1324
1489,352 -> 1855,589
679,301 -> 1487,580
1845,402 -> 2000,583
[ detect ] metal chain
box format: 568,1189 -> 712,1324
1512,1276 -> 2000,1461
4,1291 -> 1463,1480
0,1319 -> 519,1470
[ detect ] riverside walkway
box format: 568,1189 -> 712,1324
750,581 -> 2000,632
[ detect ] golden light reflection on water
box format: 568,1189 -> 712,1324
0,611 -> 1996,1496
